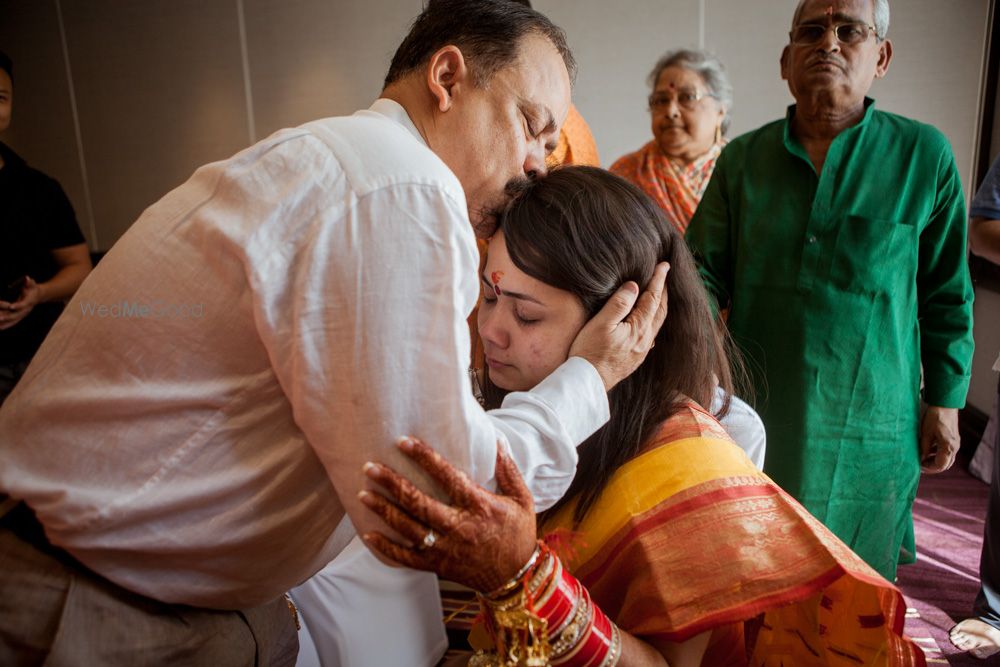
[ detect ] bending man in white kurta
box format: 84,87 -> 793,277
0,1 -> 667,664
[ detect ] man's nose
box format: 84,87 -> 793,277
524,143 -> 548,180
817,25 -> 842,52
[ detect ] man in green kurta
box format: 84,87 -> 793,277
686,0 -> 974,581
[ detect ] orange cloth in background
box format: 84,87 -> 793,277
470,104 -> 599,370
611,140 -> 722,234
547,103 -> 600,169
542,404 -> 926,666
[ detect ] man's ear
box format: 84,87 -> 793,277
426,45 -> 469,112
875,39 -> 893,78
779,45 -> 790,81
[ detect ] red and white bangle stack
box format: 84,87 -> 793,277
472,542 -> 622,667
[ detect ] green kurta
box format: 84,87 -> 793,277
686,98 -> 974,580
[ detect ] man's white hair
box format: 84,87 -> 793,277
792,0 -> 890,40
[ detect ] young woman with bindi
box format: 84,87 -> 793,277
362,167 -> 923,666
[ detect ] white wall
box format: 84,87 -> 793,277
542,0 -> 989,202
0,0 -> 418,248
1,0 -> 996,411
0,0 -> 991,247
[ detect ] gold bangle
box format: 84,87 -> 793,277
527,549 -> 558,597
482,543 -> 543,599
483,549 -> 558,612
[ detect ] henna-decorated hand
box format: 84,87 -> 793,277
360,437 -> 537,593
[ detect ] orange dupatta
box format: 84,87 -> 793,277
546,104 -> 600,170
610,140 -> 722,234
541,403 -> 925,666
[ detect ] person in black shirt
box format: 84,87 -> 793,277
0,51 -> 92,402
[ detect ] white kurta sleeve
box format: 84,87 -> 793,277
250,178 -> 609,541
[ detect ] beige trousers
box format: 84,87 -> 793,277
0,507 -> 298,667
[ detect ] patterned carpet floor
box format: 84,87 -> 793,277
898,463 -> 995,665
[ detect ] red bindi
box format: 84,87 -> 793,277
491,271 -> 504,296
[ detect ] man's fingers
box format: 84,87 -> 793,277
940,449 -> 957,473
396,437 -> 479,506
935,439 -> 959,473
363,461 -> 459,529
591,281 -> 640,330
627,262 -> 670,332
923,455 -> 948,474
650,262 -> 670,330
920,435 -> 958,474
921,453 -> 943,473
493,443 -> 533,510
359,489 -> 432,546
0,313 -> 24,330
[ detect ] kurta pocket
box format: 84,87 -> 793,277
829,215 -> 917,296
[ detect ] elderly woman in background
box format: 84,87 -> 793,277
611,49 -> 732,234
611,49 -> 763,470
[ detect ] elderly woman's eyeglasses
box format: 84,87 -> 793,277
648,89 -> 714,113
790,21 -> 876,45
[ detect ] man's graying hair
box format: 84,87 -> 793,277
383,0 -> 576,88
792,0 -> 890,40
647,49 -> 733,135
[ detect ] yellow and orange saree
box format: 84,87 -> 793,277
540,403 -> 925,666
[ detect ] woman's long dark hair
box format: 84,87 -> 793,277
480,166 -> 734,526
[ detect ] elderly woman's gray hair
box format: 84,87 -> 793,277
791,0 -> 890,40
647,49 -> 733,135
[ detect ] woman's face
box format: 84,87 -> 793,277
478,231 -> 588,392
649,66 -> 725,163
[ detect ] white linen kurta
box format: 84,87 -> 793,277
0,99 -> 608,609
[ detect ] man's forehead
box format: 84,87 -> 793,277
508,35 -> 570,108
795,0 -> 872,23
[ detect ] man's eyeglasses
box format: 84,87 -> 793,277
790,21 -> 876,45
648,89 -> 714,113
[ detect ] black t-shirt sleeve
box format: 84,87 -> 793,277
35,173 -> 86,250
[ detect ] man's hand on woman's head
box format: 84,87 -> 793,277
360,437 -> 537,593
569,261 -> 670,391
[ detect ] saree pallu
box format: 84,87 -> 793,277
610,141 -> 722,234
541,403 -> 925,666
